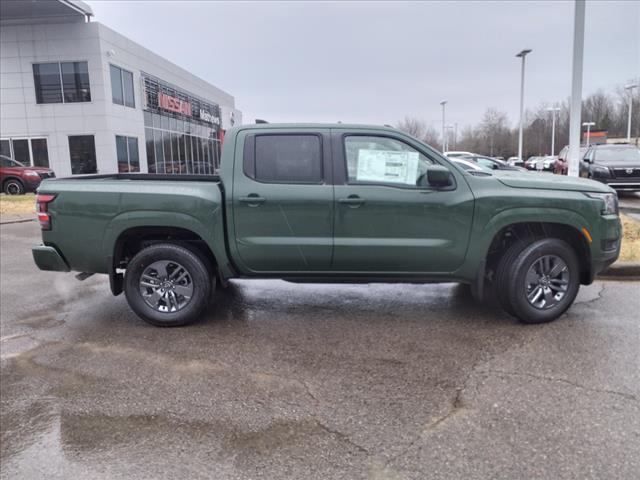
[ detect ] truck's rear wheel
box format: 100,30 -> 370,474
501,238 -> 580,324
124,243 -> 213,327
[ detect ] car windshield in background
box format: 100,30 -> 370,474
596,147 -> 640,163
0,155 -> 26,168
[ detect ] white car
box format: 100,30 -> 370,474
507,156 -> 524,167
451,158 -> 492,172
444,151 -> 474,158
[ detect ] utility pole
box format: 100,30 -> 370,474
626,83 -> 638,142
567,0 -> 585,177
547,106 -> 560,155
440,100 -> 447,152
516,49 -> 532,161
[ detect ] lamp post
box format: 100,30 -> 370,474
516,49 -> 532,161
582,121 -> 595,146
567,0 -> 585,177
626,83 -> 638,142
440,100 -> 447,152
454,122 -> 458,150
445,124 -> 455,152
547,106 -> 560,155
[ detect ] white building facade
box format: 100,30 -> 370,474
0,0 -> 241,176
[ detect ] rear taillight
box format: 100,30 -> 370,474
36,194 -> 56,230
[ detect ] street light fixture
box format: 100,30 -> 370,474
547,106 -> 561,155
516,48 -> 532,161
582,121 -> 595,146
625,83 -> 638,142
440,100 -> 447,152
445,124 -> 455,152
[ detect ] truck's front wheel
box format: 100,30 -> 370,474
501,238 -> 580,324
124,243 -> 213,327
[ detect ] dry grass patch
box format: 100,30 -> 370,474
619,214 -> 640,262
0,194 -> 36,216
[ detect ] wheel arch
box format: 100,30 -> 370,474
102,210 -> 233,281
483,217 -> 592,285
2,176 -> 25,189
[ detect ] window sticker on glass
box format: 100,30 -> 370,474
355,149 -> 419,185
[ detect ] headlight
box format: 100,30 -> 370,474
25,171 -> 40,177
591,165 -> 610,178
584,192 -> 618,215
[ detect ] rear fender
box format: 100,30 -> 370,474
101,210 -> 234,279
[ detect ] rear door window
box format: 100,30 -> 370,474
248,134 -> 323,183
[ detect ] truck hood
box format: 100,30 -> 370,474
493,171 -> 613,193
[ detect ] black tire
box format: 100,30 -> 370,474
505,238 -> 580,324
494,239 -> 530,316
4,179 -> 24,195
124,243 -> 214,327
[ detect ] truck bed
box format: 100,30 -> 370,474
56,173 -> 221,182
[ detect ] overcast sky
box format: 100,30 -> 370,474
87,0 -> 639,129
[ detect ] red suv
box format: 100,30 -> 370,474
0,155 -> 55,195
554,146 -> 587,175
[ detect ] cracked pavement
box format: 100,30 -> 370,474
1,221 -> 639,479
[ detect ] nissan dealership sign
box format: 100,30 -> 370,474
143,74 -> 221,127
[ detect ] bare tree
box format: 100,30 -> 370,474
395,117 -> 440,147
396,117 -> 427,139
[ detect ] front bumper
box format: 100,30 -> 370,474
24,178 -> 42,192
590,214 -> 622,281
32,245 -> 70,272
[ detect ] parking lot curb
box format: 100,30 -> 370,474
597,261 -> 640,280
0,214 -> 35,225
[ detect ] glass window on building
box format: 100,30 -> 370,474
34,62 -> 90,104
145,128 -> 156,173
33,63 -> 63,104
61,62 -> 91,102
0,139 -> 10,157
0,138 -> 49,167
110,64 -> 135,108
68,135 -> 97,174
116,135 -> 140,172
31,139 -> 49,167
11,139 -> 30,165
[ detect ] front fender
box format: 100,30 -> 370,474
456,207 -> 592,279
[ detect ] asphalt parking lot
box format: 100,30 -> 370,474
1,221 -> 639,479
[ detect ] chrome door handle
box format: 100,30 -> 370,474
338,195 -> 365,207
239,194 -> 266,206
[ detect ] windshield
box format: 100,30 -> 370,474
595,147 -> 640,163
0,155 -> 26,168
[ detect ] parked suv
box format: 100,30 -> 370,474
0,155 -> 55,195
580,144 -> 640,191
554,146 -> 587,175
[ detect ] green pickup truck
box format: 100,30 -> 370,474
32,124 -> 621,327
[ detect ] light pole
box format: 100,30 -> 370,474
582,121 -> 595,146
626,83 -> 638,142
440,100 -> 447,152
516,48 -> 532,161
547,106 -> 560,155
454,122 -> 458,150
567,0 -> 585,177
445,124 -> 455,152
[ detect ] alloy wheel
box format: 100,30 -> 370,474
139,260 -> 194,313
524,254 -> 570,310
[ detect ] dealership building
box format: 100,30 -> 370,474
0,0 -> 241,176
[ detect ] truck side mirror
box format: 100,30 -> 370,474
427,165 -> 451,187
